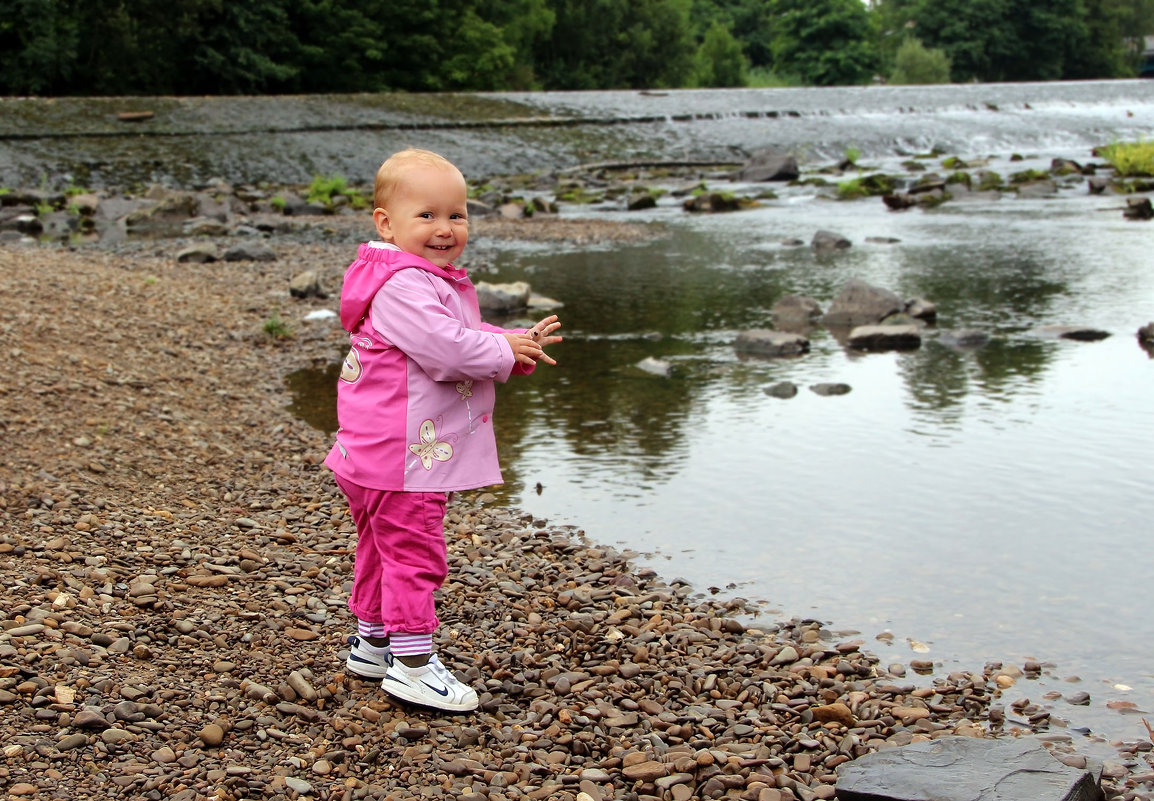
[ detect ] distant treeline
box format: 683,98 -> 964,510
1,0 -> 1151,96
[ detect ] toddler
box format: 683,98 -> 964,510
325,149 -> 561,712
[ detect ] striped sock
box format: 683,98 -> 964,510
389,632 -> 433,657
357,619 -> 388,640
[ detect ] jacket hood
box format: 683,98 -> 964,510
339,243 -> 465,332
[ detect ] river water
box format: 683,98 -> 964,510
461,81 -> 1154,752
8,81 -> 1152,750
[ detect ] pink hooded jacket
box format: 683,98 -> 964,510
324,242 -> 532,491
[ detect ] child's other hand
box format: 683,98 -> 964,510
525,315 -> 562,365
503,333 -> 545,366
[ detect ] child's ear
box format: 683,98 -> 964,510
372,208 -> 392,240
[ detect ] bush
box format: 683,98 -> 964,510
889,38 -> 952,85
746,66 -> 801,88
693,22 -> 748,87
307,174 -> 347,204
1098,140 -> 1154,177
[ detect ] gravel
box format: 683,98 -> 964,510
1,219 -> 1150,801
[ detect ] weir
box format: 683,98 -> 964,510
1,80 -> 1151,189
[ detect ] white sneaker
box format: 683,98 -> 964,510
381,653 -> 479,713
345,635 -> 391,679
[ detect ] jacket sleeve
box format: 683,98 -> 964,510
370,269 -> 516,382
480,322 -> 537,376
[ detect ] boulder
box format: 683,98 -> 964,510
764,381 -> 798,399
627,193 -> 657,211
733,150 -> 799,182
124,190 -> 200,235
821,278 -> 904,327
635,357 -> 671,377
848,324 -> 922,351
1035,325 -> 1110,342
682,193 -> 741,213
735,329 -> 809,358
289,270 -> 327,299
812,230 -> 851,251
176,246 -> 218,264
905,297 -> 937,321
466,198 -> 497,218
223,243 -> 277,262
771,294 -> 822,323
476,281 -> 531,313
835,736 -> 1104,801
1123,196 -> 1153,220
810,383 -> 852,396
883,193 -> 917,211
1138,322 -> 1154,344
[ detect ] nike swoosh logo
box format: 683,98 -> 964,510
384,674 -> 449,697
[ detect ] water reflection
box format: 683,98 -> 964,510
285,157 -> 1154,747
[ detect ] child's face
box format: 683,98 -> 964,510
373,165 -> 469,269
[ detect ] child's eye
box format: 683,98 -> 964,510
419,212 -> 434,219
451,213 -> 467,221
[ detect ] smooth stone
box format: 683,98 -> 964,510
765,381 -> 798,399
285,777 -> 313,793
836,736 -> 1103,801
199,724 -> 225,747
56,733 -> 88,750
847,324 -> 922,351
102,728 -> 137,745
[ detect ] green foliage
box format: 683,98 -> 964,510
872,0 -> 1142,82
745,66 -> 802,87
270,195 -> 287,212
945,171 -> 971,187
889,37 -> 952,84
262,311 -> 294,340
844,146 -> 861,165
1,0 -> 1148,94
1098,140 -> 1154,176
836,173 -> 896,199
976,171 -> 1003,191
1009,169 -> 1051,183
767,0 -> 880,86
532,0 -> 696,89
693,21 -> 748,87
306,174 -> 349,206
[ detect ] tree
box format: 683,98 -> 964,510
768,0 -> 880,85
476,0 -> 555,89
889,37 -> 951,83
533,0 -> 695,89
0,0 -> 79,95
694,22 -> 749,87
884,0 -> 1101,81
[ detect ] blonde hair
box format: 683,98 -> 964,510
373,149 -> 462,210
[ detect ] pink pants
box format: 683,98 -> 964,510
335,476 -> 448,634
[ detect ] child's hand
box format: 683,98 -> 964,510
502,333 -> 546,366
525,315 -> 563,365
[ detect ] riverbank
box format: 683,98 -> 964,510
0,226 -> 1149,801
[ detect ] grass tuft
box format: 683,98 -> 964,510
1098,140 -> 1154,177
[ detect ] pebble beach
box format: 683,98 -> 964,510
1,216 -> 1151,801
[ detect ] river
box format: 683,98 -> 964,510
7,81 -> 1153,753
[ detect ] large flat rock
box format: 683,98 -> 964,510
835,737 -> 1104,801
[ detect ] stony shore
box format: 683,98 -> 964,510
1,218 -> 1151,801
